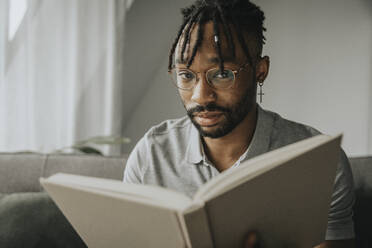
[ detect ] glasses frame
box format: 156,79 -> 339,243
168,62 -> 250,91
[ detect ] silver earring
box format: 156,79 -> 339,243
258,82 -> 264,103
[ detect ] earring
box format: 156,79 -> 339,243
258,82 -> 264,103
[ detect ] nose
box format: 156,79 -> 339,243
190,74 -> 216,105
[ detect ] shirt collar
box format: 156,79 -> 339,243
185,104 -> 274,165
185,122 -> 204,164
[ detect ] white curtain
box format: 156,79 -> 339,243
0,0 -> 127,155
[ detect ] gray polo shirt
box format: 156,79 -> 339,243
123,105 -> 355,241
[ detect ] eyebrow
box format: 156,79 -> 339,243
175,56 -> 236,65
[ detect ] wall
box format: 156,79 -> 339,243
124,0 -> 372,156
369,56 -> 372,154
256,0 -> 372,156
120,0 -> 193,153
123,58 -> 184,153
120,0 -> 191,125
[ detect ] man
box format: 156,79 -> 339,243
123,0 -> 355,247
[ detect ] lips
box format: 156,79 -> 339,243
194,112 -> 223,126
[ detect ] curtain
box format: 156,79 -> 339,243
0,0 -> 127,155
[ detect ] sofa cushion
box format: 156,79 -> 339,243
0,192 -> 86,248
43,154 -> 126,185
0,153 -> 127,194
0,154 -> 46,193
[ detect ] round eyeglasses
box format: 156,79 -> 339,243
168,63 -> 250,90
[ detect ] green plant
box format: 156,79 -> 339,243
54,136 -> 131,155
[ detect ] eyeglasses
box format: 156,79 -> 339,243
168,63 -> 250,90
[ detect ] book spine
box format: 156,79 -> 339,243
176,212 -> 193,248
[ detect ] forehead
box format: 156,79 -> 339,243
175,21 -> 248,66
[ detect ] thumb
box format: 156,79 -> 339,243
244,231 -> 261,248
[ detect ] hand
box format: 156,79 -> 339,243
243,231 -> 261,248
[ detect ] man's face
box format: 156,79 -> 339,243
175,22 -> 260,138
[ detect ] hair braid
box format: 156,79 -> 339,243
187,15 -> 205,68
231,16 -> 254,67
212,10 -> 224,72
168,16 -> 191,71
180,9 -> 203,62
168,0 -> 266,70
216,3 -> 235,58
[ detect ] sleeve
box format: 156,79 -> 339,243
325,149 -> 355,240
123,136 -> 149,184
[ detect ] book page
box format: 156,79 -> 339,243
41,180 -> 190,248
193,135 -> 341,247
44,173 -> 192,211
194,134 -> 333,201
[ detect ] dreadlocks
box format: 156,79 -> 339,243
168,0 -> 266,72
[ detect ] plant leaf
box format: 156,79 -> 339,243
75,146 -> 103,155
75,136 -> 131,146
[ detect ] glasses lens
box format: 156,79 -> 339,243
172,69 -> 196,89
207,68 -> 235,89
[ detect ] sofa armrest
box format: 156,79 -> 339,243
0,153 -> 128,194
0,192 -> 87,248
0,153 -> 47,193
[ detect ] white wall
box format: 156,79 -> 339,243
124,0 -> 372,156
369,61 -> 372,154
123,58 -> 184,153
256,0 -> 372,156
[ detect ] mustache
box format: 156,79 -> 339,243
186,103 -> 231,116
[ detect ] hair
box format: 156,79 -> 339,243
168,0 -> 266,72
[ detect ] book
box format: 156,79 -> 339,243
40,134 -> 342,248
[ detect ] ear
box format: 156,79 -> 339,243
255,56 -> 270,84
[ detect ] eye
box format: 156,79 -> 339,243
177,71 -> 195,81
216,71 -> 229,78
212,70 -> 233,80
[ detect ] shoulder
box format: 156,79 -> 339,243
147,116 -> 192,136
132,116 -> 193,159
124,116 -> 192,182
260,107 -> 322,148
144,116 -> 192,145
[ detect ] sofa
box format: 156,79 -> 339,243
0,153 -> 126,248
0,153 -> 371,247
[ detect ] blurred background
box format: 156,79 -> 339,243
0,0 -> 371,157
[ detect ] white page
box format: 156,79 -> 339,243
41,179 -> 189,248
43,173 -> 193,211
191,134 -> 341,247
193,134 -> 335,201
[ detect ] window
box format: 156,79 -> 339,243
8,0 -> 28,41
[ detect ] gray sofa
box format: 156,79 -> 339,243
0,153 -> 127,248
0,153 -> 371,247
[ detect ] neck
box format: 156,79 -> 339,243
202,104 -> 258,172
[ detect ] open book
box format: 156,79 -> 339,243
40,134 -> 342,248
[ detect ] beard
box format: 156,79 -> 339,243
186,82 -> 257,139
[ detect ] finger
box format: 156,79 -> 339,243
244,231 -> 261,248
